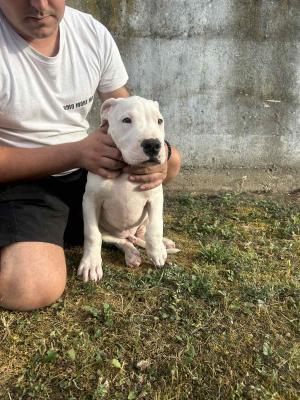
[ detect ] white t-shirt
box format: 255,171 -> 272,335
0,6 -> 128,149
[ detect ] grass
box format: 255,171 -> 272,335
1,192 -> 300,399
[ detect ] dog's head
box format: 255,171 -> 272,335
100,96 -> 166,165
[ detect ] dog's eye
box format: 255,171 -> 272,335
122,117 -> 132,124
158,118 -> 163,125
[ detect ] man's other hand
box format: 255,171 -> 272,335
123,160 -> 168,190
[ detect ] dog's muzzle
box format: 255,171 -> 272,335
141,139 -> 161,158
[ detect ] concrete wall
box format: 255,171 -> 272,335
67,0 -> 300,190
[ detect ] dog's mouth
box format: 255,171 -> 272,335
142,157 -> 160,165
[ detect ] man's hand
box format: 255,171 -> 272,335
78,125 -> 126,178
123,160 -> 168,190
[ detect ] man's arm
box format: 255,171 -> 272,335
100,86 -> 130,101
0,128 -> 124,183
0,142 -> 80,183
0,86 -> 130,184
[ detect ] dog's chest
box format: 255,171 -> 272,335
86,173 -> 159,232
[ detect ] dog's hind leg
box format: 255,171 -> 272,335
101,232 -> 142,268
128,223 -> 180,254
162,238 -> 180,253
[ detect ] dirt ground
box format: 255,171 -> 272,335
167,167 -> 300,194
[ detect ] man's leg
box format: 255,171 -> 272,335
0,242 -> 66,311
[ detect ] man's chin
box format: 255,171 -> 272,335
22,19 -> 59,40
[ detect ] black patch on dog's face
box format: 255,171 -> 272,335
141,139 -> 161,158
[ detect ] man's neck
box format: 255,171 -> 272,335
26,29 -> 60,57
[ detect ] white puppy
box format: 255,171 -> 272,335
78,96 -> 178,282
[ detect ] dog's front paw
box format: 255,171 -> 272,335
147,244 -> 167,267
78,252 -> 103,282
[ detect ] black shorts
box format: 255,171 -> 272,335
0,169 -> 87,248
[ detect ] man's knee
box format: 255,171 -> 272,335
0,273 -> 66,311
0,242 -> 67,311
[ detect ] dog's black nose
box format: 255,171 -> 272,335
141,139 -> 161,157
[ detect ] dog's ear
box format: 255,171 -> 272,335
100,98 -> 121,125
153,101 -> 160,110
